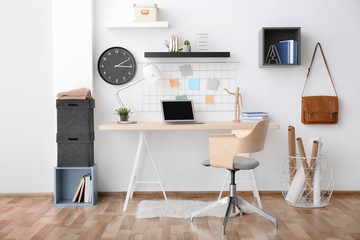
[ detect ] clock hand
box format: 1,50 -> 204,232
115,65 -> 133,68
114,58 -> 130,67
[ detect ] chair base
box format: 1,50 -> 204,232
191,195 -> 278,235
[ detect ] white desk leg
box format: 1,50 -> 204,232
123,131 -> 144,212
143,132 -> 168,201
122,131 -> 167,212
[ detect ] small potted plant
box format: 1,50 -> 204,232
182,40 -> 191,52
115,107 -> 131,122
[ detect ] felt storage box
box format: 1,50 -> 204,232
57,133 -> 94,167
133,4 -> 158,22
56,99 -> 95,133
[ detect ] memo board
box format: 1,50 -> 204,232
140,62 -> 239,112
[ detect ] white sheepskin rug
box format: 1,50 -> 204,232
136,199 -> 252,219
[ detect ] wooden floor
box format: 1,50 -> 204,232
0,192 -> 359,240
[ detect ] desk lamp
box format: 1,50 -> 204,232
115,63 -> 163,107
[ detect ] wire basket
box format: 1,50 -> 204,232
281,154 -> 334,208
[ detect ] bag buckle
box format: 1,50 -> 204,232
307,111 -> 313,120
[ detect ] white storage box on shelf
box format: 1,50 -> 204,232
133,4 -> 158,22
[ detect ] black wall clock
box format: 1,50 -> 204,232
97,47 -> 137,85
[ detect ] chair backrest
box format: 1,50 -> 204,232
231,119 -> 270,153
209,119 -> 269,169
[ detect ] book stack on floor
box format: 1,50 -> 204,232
240,112 -> 269,122
275,40 -> 298,64
72,174 -> 92,203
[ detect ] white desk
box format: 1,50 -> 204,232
99,121 -> 280,211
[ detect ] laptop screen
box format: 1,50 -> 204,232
161,100 -> 195,122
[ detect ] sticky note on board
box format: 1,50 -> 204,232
179,64 -> 193,77
188,78 -> 200,90
176,95 -> 188,100
205,95 -> 214,104
206,78 -> 219,91
169,78 -> 179,87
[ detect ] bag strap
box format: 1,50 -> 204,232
302,42 -> 338,97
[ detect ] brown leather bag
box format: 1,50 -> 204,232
301,43 -> 339,124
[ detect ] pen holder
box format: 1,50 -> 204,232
281,154 -> 334,208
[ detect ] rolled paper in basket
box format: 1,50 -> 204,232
297,137 -> 313,199
288,126 -> 296,184
285,160 -> 306,205
310,140 -> 319,179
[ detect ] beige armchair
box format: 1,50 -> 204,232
190,119 -> 278,235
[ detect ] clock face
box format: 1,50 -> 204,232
97,47 -> 137,85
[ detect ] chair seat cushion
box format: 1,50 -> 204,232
202,156 -> 259,170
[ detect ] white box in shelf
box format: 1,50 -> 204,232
133,4 -> 158,22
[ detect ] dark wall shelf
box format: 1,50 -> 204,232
259,27 -> 301,67
144,52 -> 230,58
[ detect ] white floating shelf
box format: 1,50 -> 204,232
104,21 -> 168,29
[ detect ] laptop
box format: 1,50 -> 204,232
161,100 -> 203,124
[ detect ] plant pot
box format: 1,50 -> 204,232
120,115 -> 128,122
182,45 -> 191,52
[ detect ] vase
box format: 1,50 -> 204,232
120,115 -> 128,122
182,45 -> 191,52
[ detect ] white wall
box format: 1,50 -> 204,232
0,0 -> 359,194
94,0 -> 360,192
0,0 -> 54,193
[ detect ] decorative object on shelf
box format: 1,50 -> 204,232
115,63 -> 162,108
98,47 -> 136,85
115,107 -> 132,122
133,4 -> 158,22
224,87 -> 243,122
165,35 -> 182,52
195,33 -> 209,51
265,45 -> 282,64
301,42 -> 339,124
182,40 -> 191,52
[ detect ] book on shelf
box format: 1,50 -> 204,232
72,177 -> 85,203
84,174 -> 92,203
78,178 -> 85,202
276,40 -> 297,64
72,174 -> 92,203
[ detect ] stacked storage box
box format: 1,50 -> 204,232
56,99 -> 95,167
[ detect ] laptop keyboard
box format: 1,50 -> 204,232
168,121 -> 203,124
